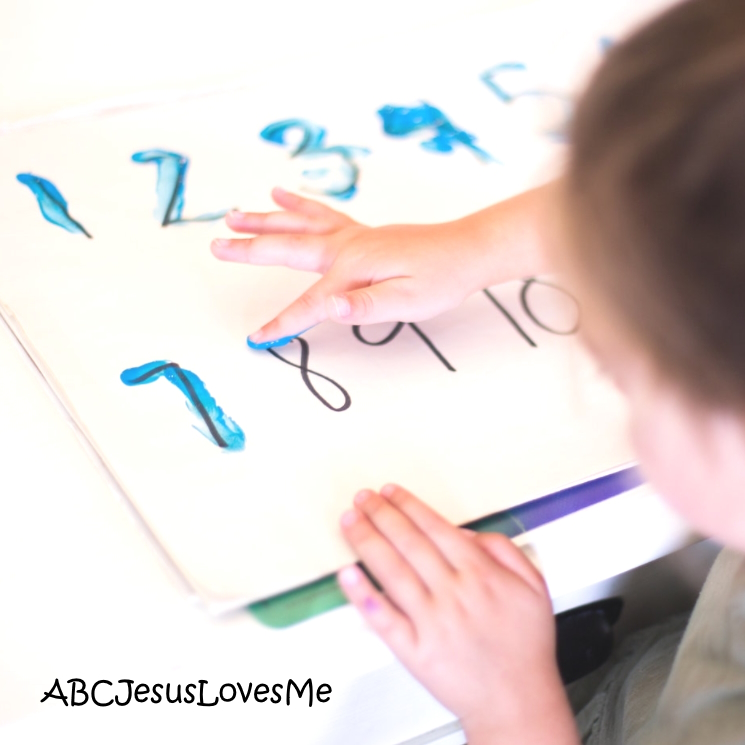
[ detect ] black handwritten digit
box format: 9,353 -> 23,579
353,323 -> 455,371
482,288 -> 536,347
352,323 -> 405,346
520,278 -> 580,335
267,338 -> 352,412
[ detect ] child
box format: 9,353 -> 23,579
210,0 -> 745,741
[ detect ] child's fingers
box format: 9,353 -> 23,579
473,533 -> 547,595
223,189 -> 357,236
211,234 -> 330,272
351,489 -> 456,591
225,209 -> 331,236
271,187 -> 354,224
378,484 -> 494,572
325,278 -> 421,325
252,274 -> 427,344
340,504 -> 432,617
248,274 -> 342,345
337,564 -> 416,656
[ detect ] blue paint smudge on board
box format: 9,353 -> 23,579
16,174 -> 92,237
260,120 -> 369,199
480,63 -> 572,141
261,120 -> 327,156
132,150 -> 229,226
121,361 -> 245,451
377,103 -> 495,162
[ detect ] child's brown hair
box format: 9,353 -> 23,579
567,0 -> 745,407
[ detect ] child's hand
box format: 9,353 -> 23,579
337,485 -> 578,745
210,187 -> 517,345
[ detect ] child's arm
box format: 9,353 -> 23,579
337,485 -> 579,745
211,184 -> 556,344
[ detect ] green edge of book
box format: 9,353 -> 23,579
248,512 -> 523,629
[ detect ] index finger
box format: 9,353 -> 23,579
248,274 -> 343,345
226,209 -> 328,236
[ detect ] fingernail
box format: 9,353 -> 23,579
248,329 -> 264,343
354,489 -> 372,505
338,565 -> 360,587
363,597 -> 380,613
380,484 -> 396,498
227,209 -> 242,218
331,294 -> 351,319
211,238 -> 229,250
341,510 -> 358,528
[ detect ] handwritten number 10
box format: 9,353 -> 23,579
485,278 -> 580,347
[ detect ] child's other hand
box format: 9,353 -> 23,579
337,485 -> 578,745
210,187 -> 489,345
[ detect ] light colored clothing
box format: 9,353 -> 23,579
570,548 -> 745,745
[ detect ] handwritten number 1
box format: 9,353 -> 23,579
482,289 -> 536,347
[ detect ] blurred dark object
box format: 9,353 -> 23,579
556,598 -> 623,684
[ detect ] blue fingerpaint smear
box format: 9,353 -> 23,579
247,334 -> 297,350
132,150 -> 229,226
377,103 -> 495,163
260,120 -> 327,157
480,63 -> 572,141
121,361 -> 245,451
16,173 -> 92,238
246,326 -> 314,350
260,119 -> 369,199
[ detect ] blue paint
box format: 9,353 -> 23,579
480,63 -> 572,141
377,103 -> 495,163
121,361 -> 245,451
247,333 -> 300,350
247,326 -> 315,350
260,120 -> 369,200
131,150 -> 229,226
16,173 -> 91,237
261,120 -> 327,157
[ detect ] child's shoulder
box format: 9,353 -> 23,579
640,547 -> 745,745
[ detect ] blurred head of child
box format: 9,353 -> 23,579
563,0 -> 745,552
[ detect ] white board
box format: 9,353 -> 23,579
0,0 -> 673,609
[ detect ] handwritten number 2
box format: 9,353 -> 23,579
132,149 -> 229,226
